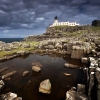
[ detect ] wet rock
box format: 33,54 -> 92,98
63,73 -> 71,76
32,62 -> 43,67
2,71 -> 17,79
39,79 -> 51,94
0,66 -> 12,73
4,77 -> 11,81
0,80 -> 5,92
66,89 -> 77,100
71,46 -> 85,59
97,85 -> 100,100
88,71 -> 95,99
0,92 -> 20,100
23,71 -> 30,76
64,63 -> 79,68
81,57 -> 89,64
32,65 -> 41,72
77,93 -> 88,100
77,84 -> 85,94
13,97 -> 22,100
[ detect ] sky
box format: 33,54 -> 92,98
0,0 -> 100,38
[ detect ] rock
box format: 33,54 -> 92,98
0,66 -> 12,73
0,92 -> 19,100
77,84 -> 85,94
55,42 -> 62,50
77,93 -> 88,100
32,65 -> 41,72
92,20 -> 100,27
13,97 -> 22,100
23,71 -> 30,76
81,57 -> 89,63
97,85 -> 100,100
22,43 -> 30,48
32,62 -> 43,67
39,79 -> 51,94
2,71 -> 17,79
63,73 -> 71,76
17,50 -> 29,56
4,77 -> 11,81
0,80 -> 5,91
64,63 -> 79,68
71,46 -> 85,59
66,89 -> 77,100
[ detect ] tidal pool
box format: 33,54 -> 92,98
0,54 -> 84,100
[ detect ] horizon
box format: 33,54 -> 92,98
0,0 -> 100,38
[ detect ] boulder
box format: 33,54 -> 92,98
39,79 -> 51,94
81,57 -> 89,64
66,89 -> 77,100
32,65 -> 41,72
32,62 -> 43,67
77,84 -> 85,94
0,92 -> 19,100
0,80 -> 5,91
71,46 -> 85,59
92,20 -> 100,27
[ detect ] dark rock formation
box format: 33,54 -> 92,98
92,20 -> 100,27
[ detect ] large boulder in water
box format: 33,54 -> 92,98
39,79 -> 51,94
32,65 -> 41,72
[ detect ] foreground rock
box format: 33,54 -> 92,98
39,79 -> 51,94
64,63 -> 79,68
2,71 -> 17,79
32,62 -> 43,67
0,66 -> 12,73
23,71 -> 30,76
66,84 -> 88,100
0,80 -> 5,92
0,92 -> 22,100
63,73 -> 71,76
32,65 -> 41,72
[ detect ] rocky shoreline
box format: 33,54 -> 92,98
0,26 -> 100,99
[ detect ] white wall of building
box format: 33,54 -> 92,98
50,19 -> 80,27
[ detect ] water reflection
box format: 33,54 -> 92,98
0,54 -> 84,100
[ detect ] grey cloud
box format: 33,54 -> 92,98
0,0 -> 100,30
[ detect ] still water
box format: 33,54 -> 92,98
0,54 -> 84,100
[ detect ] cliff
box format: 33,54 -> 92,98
24,25 -> 100,41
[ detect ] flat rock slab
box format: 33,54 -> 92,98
2,71 -> 17,79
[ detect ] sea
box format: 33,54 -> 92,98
0,38 -> 24,43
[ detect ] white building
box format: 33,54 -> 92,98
50,17 -> 80,27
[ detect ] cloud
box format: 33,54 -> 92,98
21,24 -> 29,27
36,17 -> 45,21
3,30 -> 9,33
0,0 -> 100,37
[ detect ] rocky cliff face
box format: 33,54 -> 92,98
24,25 -> 90,41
